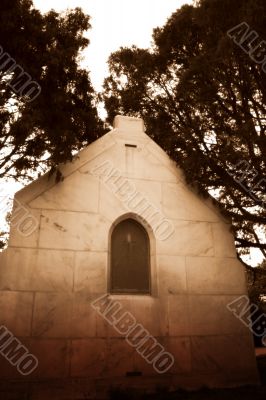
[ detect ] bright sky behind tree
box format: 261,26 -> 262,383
0,0 -> 262,266
1,0 -> 192,220
33,0 -> 192,91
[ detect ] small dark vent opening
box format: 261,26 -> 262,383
125,144 -> 137,148
126,371 -> 142,377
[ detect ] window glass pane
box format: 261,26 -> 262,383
111,218 -> 150,293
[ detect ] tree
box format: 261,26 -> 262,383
247,259 -> 266,346
102,0 -> 266,265
248,259 -> 266,308
0,0 -> 103,181
0,232 -> 6,249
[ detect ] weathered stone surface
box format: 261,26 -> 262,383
114,115 -> 145,133
124,296 -> 161,337
162,336 -> 192,374
79,141 -> 127,177
0,353 -> 25,380
98,179 -> 129,223
133,342 -> 160,376
0,248 -> 37,291
0,339 -> 70,382
162,182 -> 220,222
191,334 -> 259,380
28,339 -> 70,379
39,210 -> 110,251
74,251 -> 107,294
99,177 -> 163,224
212,222 -> 237,257
157,220 -> 214,257
0,115 -> 258,391
70,292 -> 97,338
106,338 -> 136,377
188,295 -> 249,336
0,250 -> 5,268
34,250 -> 75,292
168,295 -> 190,336
29,172 -> 99,213
8,207 -> 40,248
15,132 -> 116,205
104,297 -> 135,338
158,255 -> 187,295
32,293 -> 73,338
186,257 -> 246,294
0,291 -> 33,336
0,248 -> 74,292
70,339 -> 107,377
121,145 -> 179,182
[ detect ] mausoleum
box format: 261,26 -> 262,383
0,116 -> 259,398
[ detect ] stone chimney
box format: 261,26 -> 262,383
113,115 -> 145,134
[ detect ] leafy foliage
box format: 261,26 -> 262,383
103,0 -> 266,264
0,0 -> 103,180
0,232 -> 6,249
248,259 -> 266,308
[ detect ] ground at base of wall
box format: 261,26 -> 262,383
111,384 -> 266,400
0,383 -> 265,400
1,385 -> 266,400
0,357 -> 265,400
132,358 -> 266,400
111,357 -> 265,400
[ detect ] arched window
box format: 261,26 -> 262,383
110,218 -> 150,294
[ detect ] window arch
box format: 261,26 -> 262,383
110,218 -> 150,294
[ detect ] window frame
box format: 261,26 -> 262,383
108,213 -> 156,297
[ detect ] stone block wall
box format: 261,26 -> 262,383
0,117 -> 259,398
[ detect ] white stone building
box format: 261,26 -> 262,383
0,116 -> 259,398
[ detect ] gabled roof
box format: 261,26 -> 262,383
15,115 -> 181,204
15,115 -> 226,223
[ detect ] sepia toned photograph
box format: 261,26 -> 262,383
0,0 -> 265,399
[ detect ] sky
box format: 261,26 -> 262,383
33,0 -> 192,91
1,0 -> 193,227
0,0 -> 263,266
